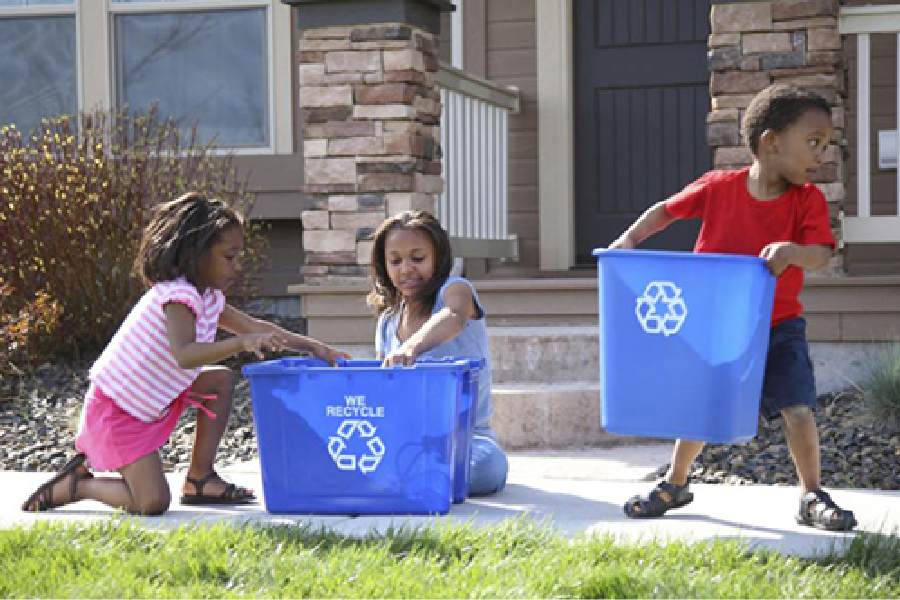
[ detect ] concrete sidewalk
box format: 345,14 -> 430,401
2,444 -> 898,558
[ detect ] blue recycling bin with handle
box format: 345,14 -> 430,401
242,357 -> 474,515
593,249 -> 776,443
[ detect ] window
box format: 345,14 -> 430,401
0,0 -> 292,153
112,1 -> 269,148
0,1 -> 76,136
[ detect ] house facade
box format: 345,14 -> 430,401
283,0 -> 900,348
3,0 -> 899,446
4,1 -> 896,287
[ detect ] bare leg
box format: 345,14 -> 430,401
781,405 -> 820,495
665,439 -> 705,486
624,439 -> 704,517
27,452 -> 170,515
181,366 -> 250,498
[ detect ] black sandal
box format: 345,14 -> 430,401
21,453 -> 93,512
180,471 -> 256,506
796,488 -> 857,531
624,480 -> 694,518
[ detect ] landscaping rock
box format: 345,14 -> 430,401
2,366 -> 898,490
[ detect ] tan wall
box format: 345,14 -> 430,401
255,220 -> 304,296
843,0 -> 900,275
230,10 -> 306,297
462,0 -> 541,278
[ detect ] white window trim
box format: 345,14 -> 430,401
451,0 -> 463,69
537,0 -> 574,270
2,0 -> 293,155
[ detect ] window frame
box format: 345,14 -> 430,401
0,0 -> 293,155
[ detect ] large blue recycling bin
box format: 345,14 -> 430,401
242,358 -> 472,514
329,358 -> 483,504
593,249 -> 776,443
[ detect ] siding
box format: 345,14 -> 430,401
256,220 -> 304,296
479,0 -> 541,277
843,0 -> 900,275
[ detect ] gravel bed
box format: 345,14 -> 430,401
2,364 -> 898,490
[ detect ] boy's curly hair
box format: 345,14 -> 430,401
741,84 -> 831,155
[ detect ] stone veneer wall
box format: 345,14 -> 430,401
708,0 -> 845,273
298,24 -> 443,285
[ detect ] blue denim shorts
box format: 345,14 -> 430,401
759,317 -> 818,420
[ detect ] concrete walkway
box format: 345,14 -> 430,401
3,444 -> 898,558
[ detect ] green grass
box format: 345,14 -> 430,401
1,520 -> 899,598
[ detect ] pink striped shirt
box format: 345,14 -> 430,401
89,278 -> 226,422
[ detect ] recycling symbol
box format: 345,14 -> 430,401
635,281 -> 687,336
327,420 -> 385,473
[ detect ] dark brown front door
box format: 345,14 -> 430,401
574,0 -> 711,264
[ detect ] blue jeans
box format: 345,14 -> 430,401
468,434 -> 508,496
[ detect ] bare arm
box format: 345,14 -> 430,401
759,243 -> 833,276
608,201 -> 676,249
383,282 -> 477,367
166,303 -> 349,370
218,304 -> 350,364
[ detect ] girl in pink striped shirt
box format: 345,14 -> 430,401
22,192 -> 349,515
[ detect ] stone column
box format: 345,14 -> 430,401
285,0 -> 452,285
708,0 -> 845,273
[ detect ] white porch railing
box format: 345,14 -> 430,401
436,61 -> 520,260
839,5 -> 900,243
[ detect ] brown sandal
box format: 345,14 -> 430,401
21,453 -> 93,512
180,471 -> 256,506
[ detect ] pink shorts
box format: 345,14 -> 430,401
75,384 -> 189,472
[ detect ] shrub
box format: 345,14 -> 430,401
0,282 -> 63,375
863,342 -> 900,429
0,108 -> 266,368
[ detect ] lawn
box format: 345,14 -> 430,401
1,519 -> 898,598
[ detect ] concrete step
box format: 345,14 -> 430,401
489,326 -> 599,385
491,382 -> 647,450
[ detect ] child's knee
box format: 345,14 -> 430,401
780,404 -> 814,425
197,367 -> 236,400
468,435 -> 509,496
132,488 -> 171,516
207,367 -> 236,390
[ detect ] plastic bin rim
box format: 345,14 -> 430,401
242,357 -> 477,376
593,248 -> 768,266
335,357 -> 484,369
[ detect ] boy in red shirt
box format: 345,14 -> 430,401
609,83 -> 856,531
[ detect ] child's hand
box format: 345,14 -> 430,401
240,332 -> 288,358
608,234 -> 635,250
759,242 -> 797,276
383,346 -> 417,367
311,342 -> 351,366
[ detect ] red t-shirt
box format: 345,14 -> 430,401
664,167 -> 835,326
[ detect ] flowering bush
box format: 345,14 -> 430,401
0,108 -> 266,368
